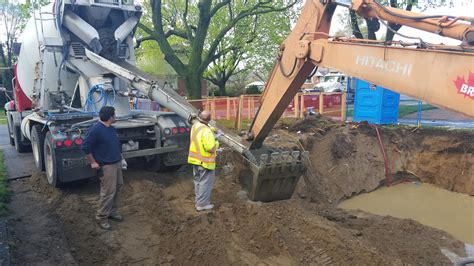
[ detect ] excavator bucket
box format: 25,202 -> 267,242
237,150 -> 309,202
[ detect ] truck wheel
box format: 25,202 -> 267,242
44,132 -> 61,187
147,155 -> 167,172
13,125 -> 30,153
31,125 -> 47,171
147,155 -> 181,172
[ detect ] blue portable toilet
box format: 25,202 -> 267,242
353,79 -> 400,125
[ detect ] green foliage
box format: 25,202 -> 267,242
0,0 -> 48,105
245,84 -> 261,95
243,5 -> 299,80
0,107 -> 6,125
397,104 -> 437,118
0,151 -> 10,215
136,40 -> 177,77
223,83 -> 244,97
138,0 -> 299,99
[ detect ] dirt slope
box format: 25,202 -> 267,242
289,116 -> 474,204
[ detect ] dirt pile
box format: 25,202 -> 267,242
289,116 -> 474,204
9,169 -> 465,264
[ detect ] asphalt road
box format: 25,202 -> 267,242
0,125 -> 35,180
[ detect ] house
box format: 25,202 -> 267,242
301,70 -> 324,90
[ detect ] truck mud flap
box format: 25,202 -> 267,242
237,150 -> 309,202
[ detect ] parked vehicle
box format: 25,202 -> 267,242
313,72 -> 347,93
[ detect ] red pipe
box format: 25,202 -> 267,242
369,125 -> 391,186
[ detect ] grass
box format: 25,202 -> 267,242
0,151 -> 10,215
0,108 -> 5,125
346,104 -> 437,118
217,117 -> 299,131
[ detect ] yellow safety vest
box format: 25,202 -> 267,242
187,122 -> 219,170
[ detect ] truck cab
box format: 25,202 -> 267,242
314,72 -> 347,93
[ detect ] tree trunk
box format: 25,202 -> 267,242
184,71 -> 203,100
365,18 -> 380,40
385,3 -> 413,42
350,10 -> 364,39
218,83 -> 226,96
0,45 -> 11,105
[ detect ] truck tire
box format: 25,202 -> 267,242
31,125 -> 47,171
147,155 -> 181,172
44,132 -> 61,187
13,125 -> 30,153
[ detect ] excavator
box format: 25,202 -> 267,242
7,0 -> 473,202
237,0 -> 474,201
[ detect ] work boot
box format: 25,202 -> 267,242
109,213 -> 123,222
97,220 -> 112,230
196,204 -> 214,211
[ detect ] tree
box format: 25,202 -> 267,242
242,4 -> 298,83
0,1 -> 27,103
0,0 -> 46,104
203,4 -> 298,96
204,46 -> 243,96
341,0 -> 458,41
137,0 -> 298,99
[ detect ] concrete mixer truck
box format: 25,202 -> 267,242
4,0 -> 197,186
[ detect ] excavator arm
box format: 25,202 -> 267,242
248,0 -> 474,149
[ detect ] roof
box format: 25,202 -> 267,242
246,81 -> 265,87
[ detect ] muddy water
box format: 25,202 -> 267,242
339,182 -> 474,244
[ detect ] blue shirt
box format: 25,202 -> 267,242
81,122 -> 122,166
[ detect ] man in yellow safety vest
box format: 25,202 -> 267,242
188,111 -> 220,211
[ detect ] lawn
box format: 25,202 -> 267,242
0,108 -> 5,125
0,151 -> 10,215
346,104 -> 437,118
217,117 -> 299,131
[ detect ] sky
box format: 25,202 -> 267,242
1,1 -> 473,45
329,0 -> 474,45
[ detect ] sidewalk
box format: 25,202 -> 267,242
399,109 -> 474,129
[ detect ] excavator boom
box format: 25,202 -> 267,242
248,0 -> 474,149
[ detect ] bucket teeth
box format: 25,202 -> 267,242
291,151 -> 300,160
259,154 -> 269,164
270,152 -> 281,163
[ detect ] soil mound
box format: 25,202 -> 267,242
293,119 -> 474,204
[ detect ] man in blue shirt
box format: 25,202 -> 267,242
82,106 -> 124,230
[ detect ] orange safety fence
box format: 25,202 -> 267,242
132,92 -> 347,129
189,92 -> 346,119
